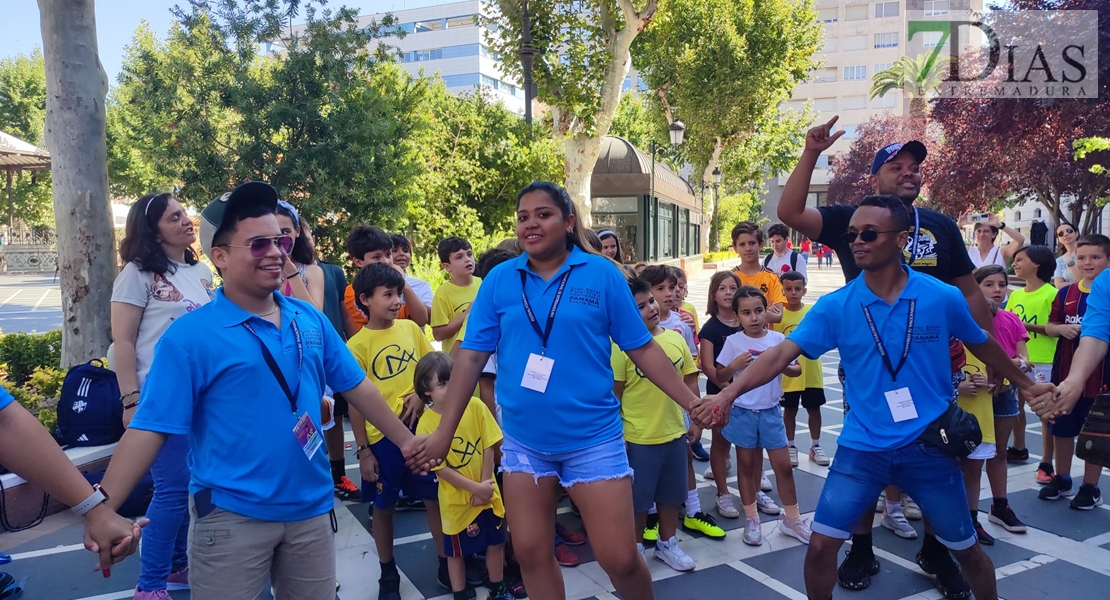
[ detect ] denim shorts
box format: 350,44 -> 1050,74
993,387 -> 1019,418
813,443 -> 976,550
721,405 -> 788,450
500,433 -> 632,488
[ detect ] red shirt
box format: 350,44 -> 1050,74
1049,281 -> 1108,397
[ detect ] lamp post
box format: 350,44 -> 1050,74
518,0 -> 538,125
649,121 -> 685,261
712,166 -> 722,252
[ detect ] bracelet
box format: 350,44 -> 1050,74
355,445 -> 373,459
119,389 -> 139,403
123,400 -> 139,410
999,221 -> 1007,230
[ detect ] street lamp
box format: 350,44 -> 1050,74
518,0 -> 539,125
649,120 -> 685,261
712,166 -> 722,252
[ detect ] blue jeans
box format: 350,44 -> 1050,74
138,434 -> 190,591
813,442 -> 976,550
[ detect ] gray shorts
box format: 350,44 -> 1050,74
627,436 -> 688,513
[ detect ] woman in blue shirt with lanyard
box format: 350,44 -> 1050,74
418,182 -> 700,600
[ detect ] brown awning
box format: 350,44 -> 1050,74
591,136 -> 699,212
0,131 -> 50,171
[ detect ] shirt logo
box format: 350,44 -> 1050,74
372,344 -> 417,380
301,328 -> 323,348
635,354 -> 683,378
449,436 -> 481,468
568,287 -> 600,308
904,227 -> 939,267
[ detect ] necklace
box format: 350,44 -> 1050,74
720,316 -> 739,326
254,305 -> 279,318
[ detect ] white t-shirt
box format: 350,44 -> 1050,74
967,245 -> 1005,269
407,275 -> 434,307
764,250 -> 808,282
659,311 -> 697,356
111,261 -> 215,384
716,330 -> 790,410
1054,256 -> 1078,283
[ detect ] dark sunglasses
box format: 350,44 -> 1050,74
841,229 -> 902,244
1057,229 -> 1075,237
218,235 -> 294,258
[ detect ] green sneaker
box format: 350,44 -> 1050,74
683,511 -> 726,539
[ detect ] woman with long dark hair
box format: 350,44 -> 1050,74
275,200 -> 325,309
1053,222 -> 1080,288
420,182 -> 699,600
598,229 -> 625,263
111,193 -> 215,599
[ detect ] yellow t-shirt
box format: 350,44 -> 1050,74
346,320 -> 434,444
1007,283 -> 1058,364
681,301 -> 700,332
612,329 -> 697,445
432,277 -> 482,351
773,304 -> 823,393
731,266 -> 786,307
417,398 -> 505,535
958,352 -> 996,445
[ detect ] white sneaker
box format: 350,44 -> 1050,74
903,495 -> 922,520
715,493 -> 740,519
760,472 -> 773,492
808,445 -> 831,466
743,517 -> 763,546
881,505 -> 918,539
637,542 -> 646,558
703,460 -> 732,480
778,517 -> 812,544
875,492 -> 886,513
756,491 -> 781,515
654,536 -> 696,572
788,445 -> 799,467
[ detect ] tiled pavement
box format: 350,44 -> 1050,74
3,262 -> 1109,599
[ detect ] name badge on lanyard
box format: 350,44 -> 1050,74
519,268 -> 572,394
244,317 -> 321,460
862,299 -> 918,423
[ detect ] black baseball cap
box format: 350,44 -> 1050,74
199,181 -> 279,257
870,141 -> 928,175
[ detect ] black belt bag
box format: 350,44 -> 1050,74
1076,394 -> 1110,468
917,402 -> 982,458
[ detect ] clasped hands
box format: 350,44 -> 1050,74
689,394 -> 731,430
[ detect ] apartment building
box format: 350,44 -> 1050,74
760,0 -> 982,226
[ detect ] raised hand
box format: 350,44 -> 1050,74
805,116 -> 846,154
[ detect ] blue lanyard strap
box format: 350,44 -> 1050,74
861,299 -> 915,383
907,207 -> 920,266
519,268 -> 572,354
243,317 -> 303,413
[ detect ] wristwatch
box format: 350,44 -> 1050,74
72,484 -> 110,517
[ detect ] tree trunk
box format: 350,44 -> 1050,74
701,137 -> 724,251
565,135 -> 603,228
38,0 -> 115,367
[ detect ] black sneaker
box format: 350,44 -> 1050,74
395,495 -> 426,511
1038,475 -> 1074,500
916,549 -> 971,600
1070,484 -> 1104,510
1006,446 -> 1029,463
438,563 -> 477,598
378,569 -> 402,600
973,520 -> 995,546
838,549 -> 880,590
988,501 -> 1028,533
465,554 -> 487,587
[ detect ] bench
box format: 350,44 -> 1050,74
0,443 -> 117,531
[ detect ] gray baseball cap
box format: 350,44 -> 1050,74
199,182 -> 279,257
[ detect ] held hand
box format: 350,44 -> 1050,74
83,505 -> 147,577
1043,379 -> 1083,420
1059,324 -> 1082,340
804,115 -> 846,154
404,431 -> 447,474
400,393 -> 425,428
470,479 -> 496,507
957,380 -> 980,397
359,453 -> 380,483
1021,382 -> 1058,419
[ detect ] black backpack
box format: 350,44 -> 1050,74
763,250 -> 800,272
57,360 -> 123,447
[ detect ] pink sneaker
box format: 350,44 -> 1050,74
134,588 -> 173,600
166,567 -> 190,590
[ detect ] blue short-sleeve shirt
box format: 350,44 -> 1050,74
461,246 -> 652,453
1081,269 -> 1110,343
0,387 -> 13,412
129,290 -> 366,522
788,266 -> 988,452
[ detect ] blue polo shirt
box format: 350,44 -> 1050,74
788,266 -> 987,452
461,245 -> 652,453
0,387 -> 12,412
1081,269 -> 1110,343
129,290 -> 366,522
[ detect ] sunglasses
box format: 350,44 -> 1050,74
1057,229 -> 1075,237
219,235 -> 294,258
841,229 -> 902,244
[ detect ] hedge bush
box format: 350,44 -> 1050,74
0,329 -> 62,385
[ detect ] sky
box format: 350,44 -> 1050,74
0,0 -> 455,83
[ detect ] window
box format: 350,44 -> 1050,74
874,62 -> 893,73
922,31 -> 942,48
480,74 -> 500,90
823,37 -> 838,52
1015,211 -> 1022,221
783,100 -> 806,113
414,19 -> 444,32
1034,208 -> 1043,218
659,204 -> 675,259
845,5 -> 868,21
813,97 -> 837,112
844,65 -> 867,80
924,0 -> 949,17
843,95 -> 867,110
875,32 -> 899,48
875,1 -> 899,18
872,92 -> 897,108
679,209 -> 688,258
818,8 -> 838,22
446,15 -> 475,29
816,67 -> 838,83
844,35 -> 867,51
816,155 -> 831,169
405,48 -> 443,62
842,124 -> 859,139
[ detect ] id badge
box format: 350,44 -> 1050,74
293,411 -> 323,460
521,353 -> 554,393
885,387 -> 918,423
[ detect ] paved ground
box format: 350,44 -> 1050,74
3,260 -> 1110,599
0,274 -> 63,333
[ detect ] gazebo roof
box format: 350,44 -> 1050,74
0,130 -> 50,171
591,136 -> 699,212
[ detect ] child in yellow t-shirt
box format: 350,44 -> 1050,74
345,262 -> 442,592
953,345 -> 998,544
730,221 -> 785,324
611,277 -> 706,571
431,237 -> 482,350
774,272 -> 829,467
415,352 -> 509,600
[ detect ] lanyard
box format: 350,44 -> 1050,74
243,317 -> 303,413
907,207 -> 920,265
861,299 -> 915,383
520,268 -> 572,354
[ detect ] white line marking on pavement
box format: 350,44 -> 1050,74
9,542 -> 86,560
71,591 -> 136,600
729,561 -> 808,600
31,289 -> 50,312
0,290 -> 20,306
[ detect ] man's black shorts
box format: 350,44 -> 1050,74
333,391 -> 349,418
780,388 -> 826,411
